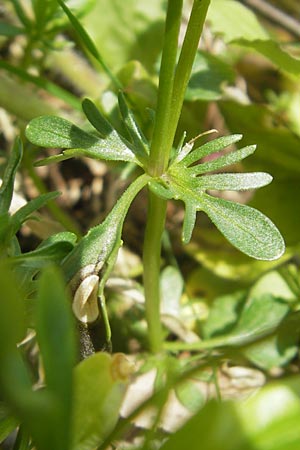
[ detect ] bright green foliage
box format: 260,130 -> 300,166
81,0 -> 165,71
0,264 -> 129,450
26,95 -> 285,261
207,0 -> 269,42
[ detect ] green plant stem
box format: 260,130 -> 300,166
170,0 -> 211,139
143,0 -> 211,354
148,0 -> 183,176
143,0 -> 183,353
143,192 -> 167,353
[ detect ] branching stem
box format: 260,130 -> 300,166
143,0 -> 211,353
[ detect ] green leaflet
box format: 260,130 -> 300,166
26,115 -> 139,165
160,376 -> 300,450
26,96 -> 149,168
151,133 -> 285,260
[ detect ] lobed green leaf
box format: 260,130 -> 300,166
156,157 -> 285,259
26,115 -> 97,148
182,203 -> 197,244
148,180 -> 174,200
226,294 -> 289,346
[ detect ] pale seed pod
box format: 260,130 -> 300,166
72,274 -> 100,323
